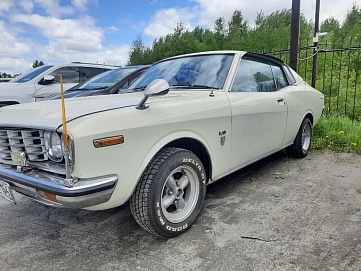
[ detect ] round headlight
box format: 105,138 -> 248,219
45,131 -> 63,162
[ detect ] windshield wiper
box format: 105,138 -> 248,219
129,85 -> 147,92
171,84 -> 220,90
87,87 -> 108,90
75,87 -> 108,91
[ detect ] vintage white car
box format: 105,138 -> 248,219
0,51 -> 324,237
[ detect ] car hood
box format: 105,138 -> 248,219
0,82 -> 22,90
0,93 -> 146,129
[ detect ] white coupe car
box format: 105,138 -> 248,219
0,51 -> 324,237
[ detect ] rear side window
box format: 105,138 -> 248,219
270,63 -> 288,90
283,65 -> 297,85
231,58 -> 276,92
80,67 -> 109,82
49,67 -> 80,84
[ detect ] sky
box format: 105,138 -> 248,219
0,0 -> 357,75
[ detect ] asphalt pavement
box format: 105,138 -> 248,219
1,150 -> 361,270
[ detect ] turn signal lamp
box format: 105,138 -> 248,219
93,136 -> 124,148
43,192 -> 58,202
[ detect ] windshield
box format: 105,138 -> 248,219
76,67 -> 139,90
12,65 -> 53,83
129,54 -> 234,91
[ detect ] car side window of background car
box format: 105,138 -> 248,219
49,67 -> 80,84
270,63 -> 288,90
80,67 -> 109,83
231,57 -> 276,93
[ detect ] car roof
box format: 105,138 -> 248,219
154,50 -> 285,66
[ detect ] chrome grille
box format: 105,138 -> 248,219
0,128 -> 48,162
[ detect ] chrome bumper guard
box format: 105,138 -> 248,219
0,164 -> 117,209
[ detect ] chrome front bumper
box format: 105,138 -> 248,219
0,164 -> 117,209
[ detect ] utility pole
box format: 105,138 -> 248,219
312,0 -> 321,88
289,0 -> 300,71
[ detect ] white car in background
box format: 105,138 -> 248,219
0,63 -> 119,107
0,51 -> 324,237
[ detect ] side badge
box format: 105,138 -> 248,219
219,130 -> 226,146
220,136 -> 226,145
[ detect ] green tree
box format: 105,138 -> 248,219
32,60 -> 45,68
128,34 -> 146,65
340,4 -> 361,40
214,17 -> 227,49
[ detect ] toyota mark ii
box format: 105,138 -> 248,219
0,51 -> 324,237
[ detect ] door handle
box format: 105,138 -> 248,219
277,98 -> 284,102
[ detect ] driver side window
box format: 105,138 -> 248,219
49,67 -> 80,84
231,57 -> 276,93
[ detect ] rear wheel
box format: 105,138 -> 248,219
287,117 -> 312,158
130,147 -> 206,237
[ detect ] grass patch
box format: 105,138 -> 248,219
312,115 -> 361,153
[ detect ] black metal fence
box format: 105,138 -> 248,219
244,38 -> 361,122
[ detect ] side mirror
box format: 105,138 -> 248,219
32,87 -> 46,99
41,75 -> 55,85
136,79 -> 169,110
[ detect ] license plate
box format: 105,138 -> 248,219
10,152 -> 26,166
0,180 -> 16,204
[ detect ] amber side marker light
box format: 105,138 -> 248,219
94,136 -> 124,148
43,192 -> 58,202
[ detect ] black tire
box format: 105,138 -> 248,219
130,147 -> 207,237
286,117 -> 312,158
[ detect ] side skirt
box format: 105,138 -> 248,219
209,143 -> 293,184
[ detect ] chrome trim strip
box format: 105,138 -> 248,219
0,124 -> 57,131
0,167 -> 117,197
0,159 -> 66,175
211,144 -> 293,183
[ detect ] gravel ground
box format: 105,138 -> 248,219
0,150 -> 360,271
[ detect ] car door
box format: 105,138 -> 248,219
34,66 -> 81,100
226,55 -> 288,169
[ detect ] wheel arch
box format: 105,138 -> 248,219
163,137 -> 212,183
305,112 -> 314,125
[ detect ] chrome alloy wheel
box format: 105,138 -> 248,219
302,123 -> 312,153
161,165 -> 200,223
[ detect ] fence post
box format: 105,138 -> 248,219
312,0 -> 320,88
289,0 -> 300,71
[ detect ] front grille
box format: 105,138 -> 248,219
0,128 -> 48,162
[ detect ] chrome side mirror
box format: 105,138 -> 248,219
41,75 -> 55,85
136,79 -> 169,110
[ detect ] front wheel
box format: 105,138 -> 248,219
130,147 -> 207,237
287,117 -> 312,158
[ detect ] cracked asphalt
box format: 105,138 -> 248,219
1,150 -> 361,270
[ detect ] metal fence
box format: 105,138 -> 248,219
244,38 -> 361,122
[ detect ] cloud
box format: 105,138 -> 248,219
33,0 -> 74,17
11,14 -> 104,52
0,0 -> 14,15
144,8 -> 196,39
102,44 -> 131,66
0,21 -> 32,57
191,0 -> 354,28
71,0 -> 89,12
19,0 -> 34,13
107,26 -> 119,33
0,57 -> 33,75
37,43 -> 130,67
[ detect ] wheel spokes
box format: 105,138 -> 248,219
166,176 -> 178,193
162,194 -> 177,209
178,174 -> 189,190
175,198 -> 185,209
